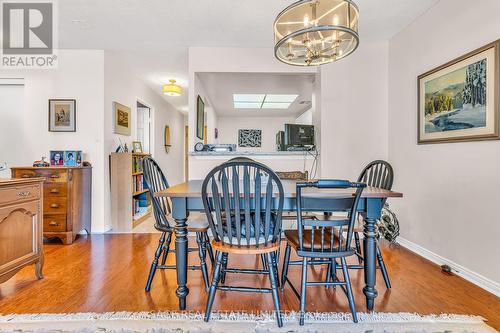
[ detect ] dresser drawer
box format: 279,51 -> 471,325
43,197 -> 67,214
43,214 -> 67,232
0,183 -> 41,206
43,183 -> 67,198
14,169 -> 67,183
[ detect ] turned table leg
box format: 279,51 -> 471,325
363,199 -> 382,311
172,197 -> 189,310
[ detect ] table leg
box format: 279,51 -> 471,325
172,197 -> 189,310
363,199 -> 381,311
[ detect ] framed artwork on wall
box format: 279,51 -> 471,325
238,129 -> 262,147
417,40 -> 500,144
196,95 -> 205,140
48,99 -> 76,132
113,102 -> 131,136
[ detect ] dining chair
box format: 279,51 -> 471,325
353,160 -> 393,289
202,160 -> 285,327
142,157 -> 214,292
281,179 -> 366,325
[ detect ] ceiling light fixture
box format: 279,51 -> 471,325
162,79 -> 183,96
274,0 -> 359,66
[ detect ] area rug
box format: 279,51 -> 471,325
0,311 -> 496,333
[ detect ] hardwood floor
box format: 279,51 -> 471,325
0,234 -> 498,330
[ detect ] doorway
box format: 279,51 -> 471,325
0,79 -> 25,177
136,101 -> 151,153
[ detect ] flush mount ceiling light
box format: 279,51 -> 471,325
274,0 -> 359,66
162,79 -> 183,96
233,94 -> 298,109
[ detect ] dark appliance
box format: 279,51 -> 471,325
284,124 -> 315,150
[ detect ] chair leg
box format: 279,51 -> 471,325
281,244 -> 291,291
145,231 -> 166,292
272,251 -> 280,288
220,252 -> 228,284
377,243 -> 391,289
160,232 -> 172,266
341,257 -> 358,323
260,254 -> 268,270
299,257 -> 308,326
267,252 -> 283,327
354,231 -> 362,264
196,232 -> 210,292
204,251 -> 224,323
204,233 -> 214,265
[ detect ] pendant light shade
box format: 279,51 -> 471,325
274,0 -> 359,66
163,79 -> 183,96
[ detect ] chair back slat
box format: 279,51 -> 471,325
142,157 -> 172,231
202,160 -> 284,247
358,160 -> 394,205
296,179 -> 366,255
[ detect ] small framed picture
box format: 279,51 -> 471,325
132,141 -> 143,153
50,151 -> 64,166
49,99 -> 76,132
113,102 -> 131,136
64,151 -> 82,166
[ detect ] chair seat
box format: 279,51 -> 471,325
154,216 -> 210,233
211,239 -> 280,254
285,229 -> 338,251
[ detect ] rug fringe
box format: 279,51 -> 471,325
0,311 -> 487,324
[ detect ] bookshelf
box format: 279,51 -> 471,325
110,152 -> 152,231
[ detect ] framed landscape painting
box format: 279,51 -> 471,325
418,40 -> 500,144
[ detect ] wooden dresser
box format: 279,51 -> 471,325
11,167 -> 92,244
0,178 -> 44,283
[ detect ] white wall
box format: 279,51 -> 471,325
0,50 -> 106,232
319,41 -> 389,179
104,52 -> 185,231
295,109 -> 313,125
0,82 -> 25,175
388,0 -> 500,291
217,116 -> 294,152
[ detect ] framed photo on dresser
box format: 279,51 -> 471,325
48,99 -> 76,132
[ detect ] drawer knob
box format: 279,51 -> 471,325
18,191 -> 30,197
49,221 -> 59,226
50,203 -> 60,208
50,189 -> 59,194
21,174 -> 31,178
50,174 -> 60,179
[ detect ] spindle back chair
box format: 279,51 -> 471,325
202,160 -> 285,327
282,179 -> 366,324
142,157 -> 213,292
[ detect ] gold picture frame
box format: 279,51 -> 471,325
132,141 -> 143,153
417,40 -> 500,144
113,102 -> 131,136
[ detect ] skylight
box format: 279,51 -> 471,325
233,94 -> 298,109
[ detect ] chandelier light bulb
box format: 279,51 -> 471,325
332,14 -> 339,26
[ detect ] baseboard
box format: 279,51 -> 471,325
397,237 -> 500,297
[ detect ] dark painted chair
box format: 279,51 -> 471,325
142,157 -> 214,292
281,179 -> 366,325
202,160 -> 285,327
353,160 -> 393,289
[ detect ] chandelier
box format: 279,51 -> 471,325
274,0 -> 359,66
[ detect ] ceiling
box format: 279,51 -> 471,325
198,73 -> 315,117
58,0 -> 439,112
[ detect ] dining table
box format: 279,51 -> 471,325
155,179 -> 403,311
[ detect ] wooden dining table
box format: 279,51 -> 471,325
156,179 -> 403,311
